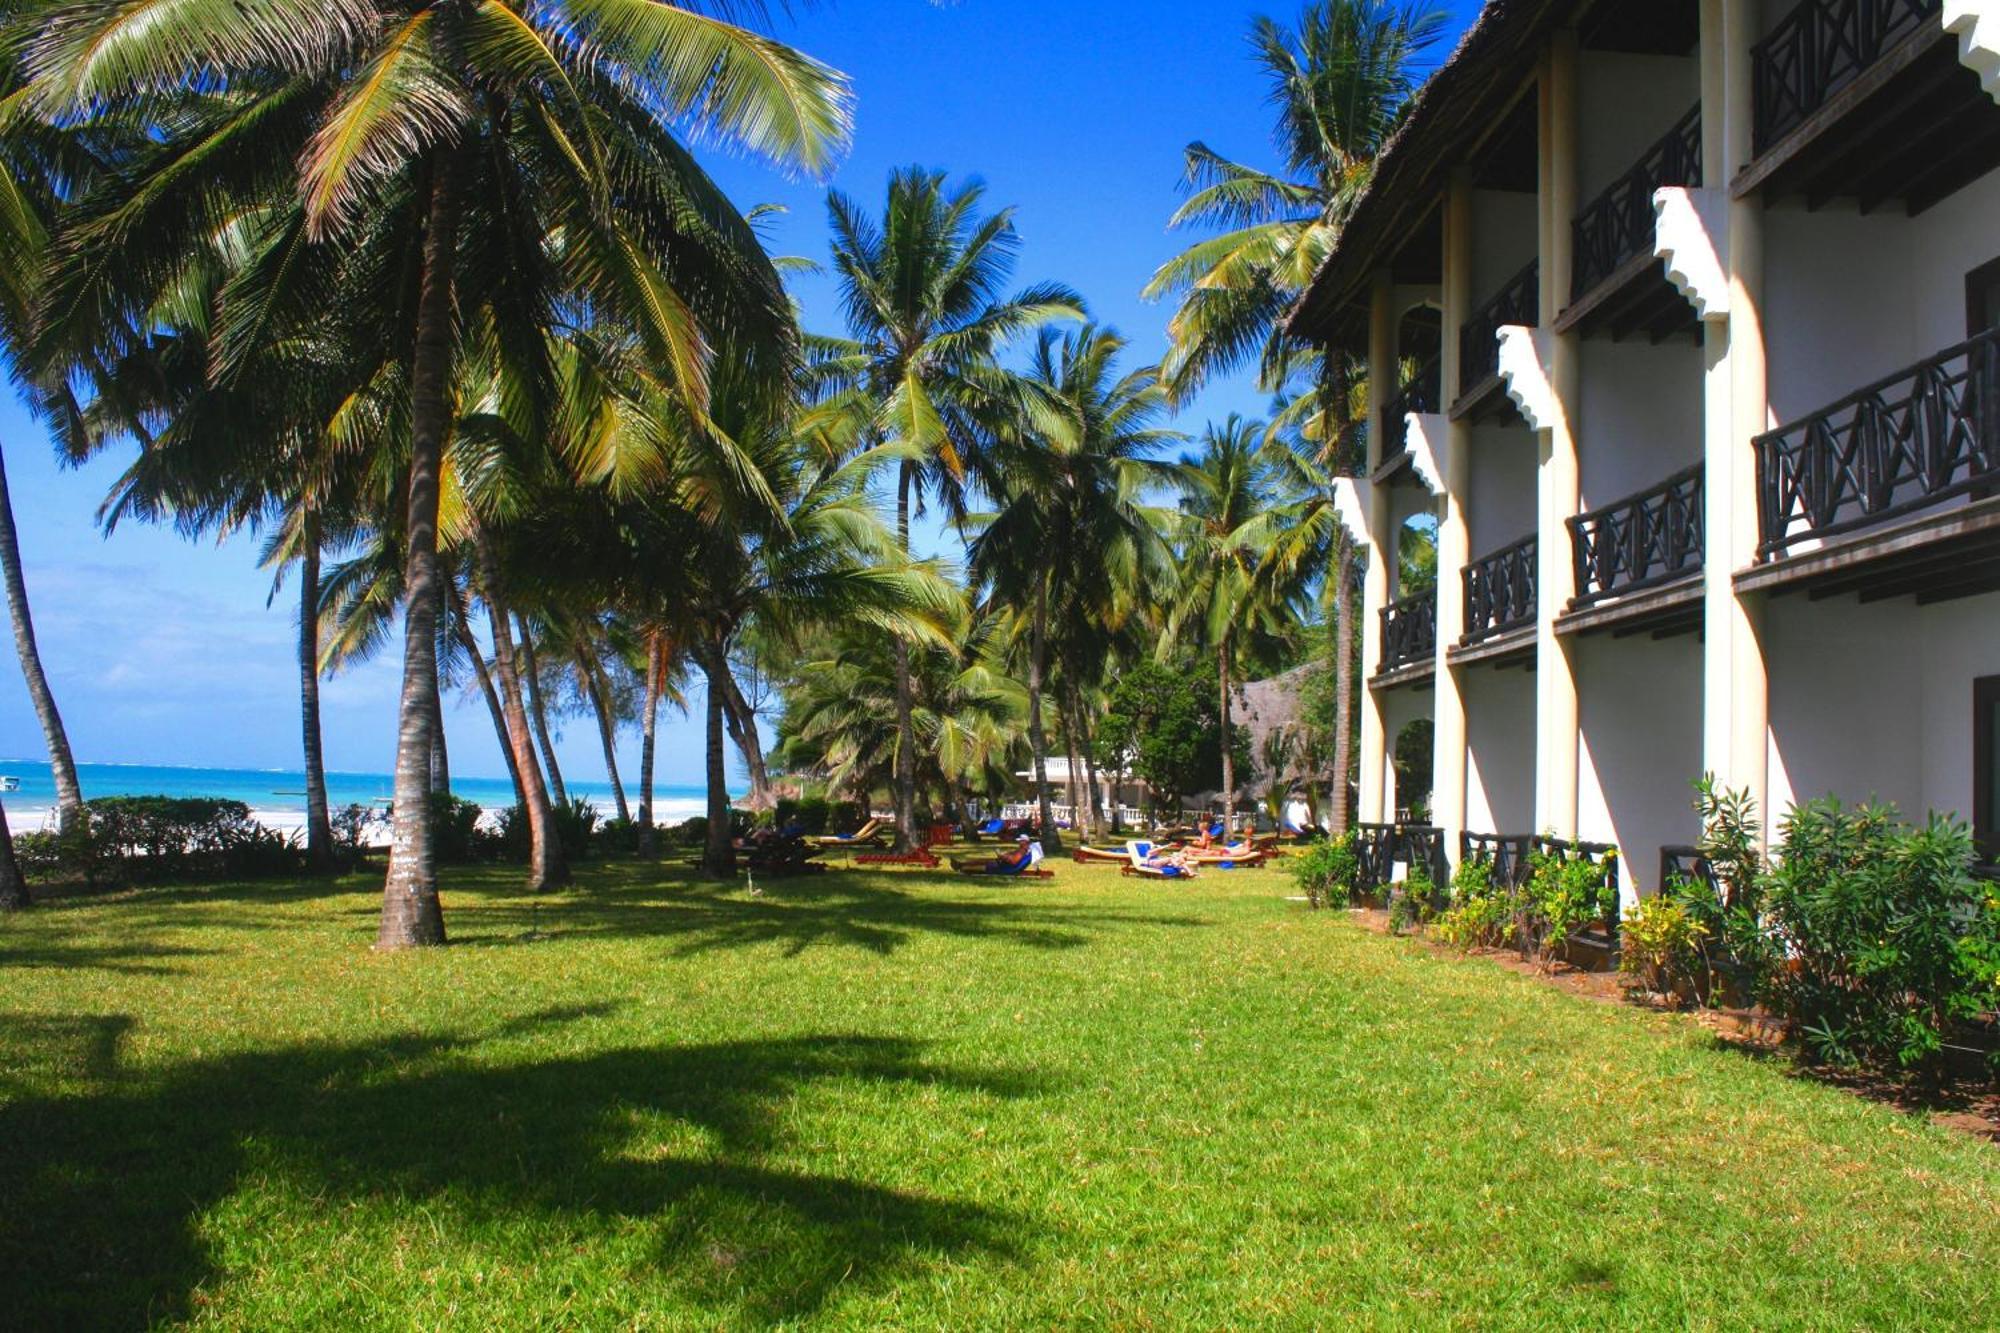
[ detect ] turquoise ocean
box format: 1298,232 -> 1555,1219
0,759 -> 714,833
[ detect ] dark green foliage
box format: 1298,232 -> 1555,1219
774,796 -> 833,835
14,796 -> 301,887
430,795 -> 490,866
498,798 -> 601,864
1758,800 -> 1996,1074
1097,657 -> 1238,818
1431,856 -> 1515,950
1288,834 -> 1359,909
1519,847 -> 1617,964
1386,864 -> 1436,935
595,818 -> 642,857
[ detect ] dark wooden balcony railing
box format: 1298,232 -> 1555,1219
1383,355 -> 1442,459
1568,463 -> 1705,604
1457,260 -> 1539,396
1572,104 -> 1701,299
1755,328 -> 2000,559
1357,823 -> 1450,899
1462,834 -> 1621,938
1378,587 -> 1437,673
1462,831 -> 1535,887
1752,0 -> 1942,154
1462,534 -> 1537,641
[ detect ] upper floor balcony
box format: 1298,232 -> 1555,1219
1453,534 -> 1538,668
1376,587 -> 1437,685
1558,463 -> 1707,639
1739,0 -> 2000,213
1558,104 -> 1703,343
1743,327 -> 2000,601
1381,355 -> 1442,474
1454,260 -> 1538,420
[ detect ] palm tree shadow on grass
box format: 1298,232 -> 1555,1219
455,870 -> 1214,958
0,1009 -> 1041,1327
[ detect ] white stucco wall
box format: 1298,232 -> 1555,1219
1764,165 -> 2000,426
1466,422 -> 1538,557
1576,632 -> 1703,899
1464,666 -> 1536,834
1576,338 -> 1705,508
1765,589 -> 2000,829
1577,53 -> 1700,203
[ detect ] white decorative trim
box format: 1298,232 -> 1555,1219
1405,413 -> 1448,495
1945,0 -> 2000,102
1653,186 -> 1730,321
1496,325 -> 1557,430
1331,475 -> 1371,546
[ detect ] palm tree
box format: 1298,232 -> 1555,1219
824,168 -> 1081,848
1146,0 -> 1443,834
968,326 -> 1177,853
0,53 -> 86,835
23,0 -> 852,945
1167,416 -> 1306,836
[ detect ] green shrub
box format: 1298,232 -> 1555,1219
1758,800 -> 1994,1074
1432,856 -> 1515,950
1619,893 -> 1708,1001
595,817 -> 642,857
329,804 -> 381,855
1288,835 -> 1359,910
1520,846 -> 1616,964
774,795 -> 832,835
15,796 -> 303,887
1387,865 -> 1437,935
430,794 -> 490,865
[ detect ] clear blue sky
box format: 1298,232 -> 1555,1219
0,0 -> 1478,787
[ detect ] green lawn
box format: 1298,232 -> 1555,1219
3,858 -> 1996,1328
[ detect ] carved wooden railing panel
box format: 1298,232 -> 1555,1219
1462,534 -> 1537,641
1755,329 -> 2000,559
1753,0 -> 1943,154
1384,355 -> 1442,459
1457,260 -> 1539,396
1461,831 -> 1536,887
1569,463 -> 1705,603
1572,104 -> 1702,299
1354,822 -> 1399,890
1659,845 -> 1720,900
1378,588 -> 1437,673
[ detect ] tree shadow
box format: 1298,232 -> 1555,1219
0,936 -> 218,975
0,1009 -> 1041,1327
454,872 -> 1211,959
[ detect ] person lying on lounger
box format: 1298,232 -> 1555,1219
986,836 -> 1036,873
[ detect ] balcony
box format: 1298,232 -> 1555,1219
1461,535 -> 1537,644
1744,329 -> 2000,601
1557,105 -> 1702,343
1738,0 -> 2000,213
1376,588 -> 1437,683
1558,464 -> 1707,638
1454,260 -> 1538,417
1380,355 -> 1441,473
1753,0 -> 1942,155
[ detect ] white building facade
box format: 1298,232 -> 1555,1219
1290,0 -> 2000,903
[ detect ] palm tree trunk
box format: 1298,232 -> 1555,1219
697,638 -> 735,878
298,520 -> 335,871
477,541 -> 568,891
0,444 -> 84,836
577,649 -> 630,823
1218,640 -> 1235,837
720,670 -> 774,812
639,632 -> 662,856
1027,577 -> 1062,854
455,619 -> 525,806
0,790 -> 28,910
378,154 -> 461,950
1075,686 -> 1106,838
517,615 -> 566,806
1057,691 -> 1086,841
428,685 -> 451,795
890,463 -> 918,851
1330,537 -> 1355,836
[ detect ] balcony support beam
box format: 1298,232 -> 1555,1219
1944,0 -> 1999,102
1534,30 -> 1581,840
1704,0 -> 1771,844
1433,170 -> 1474,872
1359,268 -> 1396,825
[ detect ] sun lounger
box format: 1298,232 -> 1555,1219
811,817 -> 887,848
951,843 -> 1053,878
1121,841 -> 1196,879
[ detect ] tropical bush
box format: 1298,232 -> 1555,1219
431,795 -> 492,866
330,804 -> 383,856
1619,893 -> 1708,1002
497,798 -> 600,863
1289,834 -> 1359,909
1431,856 -> 1515,950
1520,846 -> 1616,964
774,795 -> 833,835
15,796 -> 300,887
1387,864 -> 1437,935
1757,800 -> 1997,1074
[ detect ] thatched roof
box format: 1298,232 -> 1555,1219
1234,663 -> 1320,789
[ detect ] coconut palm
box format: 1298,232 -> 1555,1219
1167,416 -> 1307,836
21,0 -> 852,945
1147,0 -> 1443,835
967,325 -> 1177,853
823,168 -> 1081,848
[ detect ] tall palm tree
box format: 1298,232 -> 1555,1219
968,326 -> 1177,853
824,168 -> 1081,848
22,0 -> 853,945
1167,416 -> 1305,836
1146,0 -> 1443,834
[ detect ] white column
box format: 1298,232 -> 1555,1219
1533,34 -> 1582,839
1358,270 -> 1395,824
1702,0 -> 1770,839
1434,171 -> 1473,860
